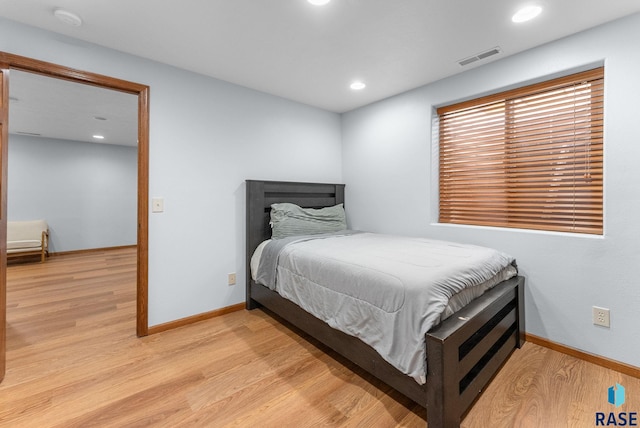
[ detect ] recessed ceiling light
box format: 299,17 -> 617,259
93,135 -> 105,140
512,5 -> 542,23
308,0 -> 331,6
350,81 -> 366,90
53,9 -> 83,27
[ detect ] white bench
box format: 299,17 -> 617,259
7,220 -> 49,263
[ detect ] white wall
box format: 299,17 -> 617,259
342,13 -> 640,367
0,18 -> 343,326
8,134 -> 137,252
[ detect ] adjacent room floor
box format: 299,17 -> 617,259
1,248 -> 638,427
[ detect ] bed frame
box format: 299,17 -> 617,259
245,179 -> 525,428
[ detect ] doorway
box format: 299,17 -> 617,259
0,52 -> 150,382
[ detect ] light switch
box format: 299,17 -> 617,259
152,197 -> 164,213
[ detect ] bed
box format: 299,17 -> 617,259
245,179 -> 525,428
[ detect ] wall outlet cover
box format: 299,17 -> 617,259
592,306 -> 610,328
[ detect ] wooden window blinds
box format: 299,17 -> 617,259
437,67 -> 604,235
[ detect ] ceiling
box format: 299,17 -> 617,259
2,0 -> 640,145
9,70 -> 138,147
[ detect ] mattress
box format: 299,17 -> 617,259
252,238 -> 508,321
252,232 -> 517,384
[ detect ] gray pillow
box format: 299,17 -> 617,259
270,203 -> 347,239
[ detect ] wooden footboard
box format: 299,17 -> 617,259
426,276 -> 525,427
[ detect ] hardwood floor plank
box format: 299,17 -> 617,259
1,248 -> 639,427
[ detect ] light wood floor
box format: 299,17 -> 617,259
1,248 -> 638,427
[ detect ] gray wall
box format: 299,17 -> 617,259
8,134 -> 137,252
0,18 -> 343,326
342,13 -> 640,368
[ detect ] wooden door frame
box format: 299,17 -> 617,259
0,61 -> 8,382
0,53 -> 150,368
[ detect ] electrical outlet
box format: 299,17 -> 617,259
228,273 -> 236,286
592,306 -> 610,328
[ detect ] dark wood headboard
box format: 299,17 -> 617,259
245,180 -> 345,307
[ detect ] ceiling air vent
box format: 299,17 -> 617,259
458,46 -> 502,67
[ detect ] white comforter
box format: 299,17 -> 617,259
255,232 -> 517,384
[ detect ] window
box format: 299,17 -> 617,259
437,67 -> 604,235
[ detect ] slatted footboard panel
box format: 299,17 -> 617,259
425,276 -> 525,428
